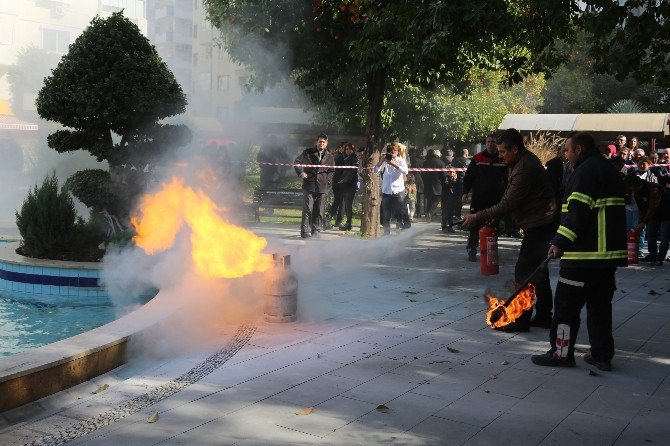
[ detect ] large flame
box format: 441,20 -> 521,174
131,177 -> 273,278
485,284 -> 536,328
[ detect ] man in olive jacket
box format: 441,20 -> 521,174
463,128 -> 557,332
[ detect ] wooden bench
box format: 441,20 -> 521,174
252,188 -> 304,222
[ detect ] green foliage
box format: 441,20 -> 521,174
385,70 -> 545,145
541,31 -> 666,113
36,11 -> 190,166
65,169 -> 117,213
15,174 -> 77,258
607,99 -> 648,114
581,1 -> 670,91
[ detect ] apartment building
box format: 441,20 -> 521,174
0,0 -> 147,116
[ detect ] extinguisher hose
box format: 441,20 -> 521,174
488,256 -> 553,325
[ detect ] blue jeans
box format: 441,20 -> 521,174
626,208 -> 645,251
645,219 -> 670,262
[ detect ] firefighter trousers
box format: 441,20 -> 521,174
549,267 -> 616,362
514,222 -> 555,327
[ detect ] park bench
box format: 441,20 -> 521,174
252,188 -> 304,222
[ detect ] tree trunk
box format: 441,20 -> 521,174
360,70 -> 387,238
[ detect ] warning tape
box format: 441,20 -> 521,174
257,162 -> 467,172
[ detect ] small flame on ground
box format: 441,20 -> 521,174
131,176 -> 272,279
485,284 -> 536,327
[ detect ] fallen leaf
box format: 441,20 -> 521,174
446,347 -> 460,353
484,390 -> 491,393
409,299 -> 417,302
403,290 -> 418,294
429,360 -> 449,364
295,406 -> 314,416
500,361 -> 509,366
92,384 -> 109,394
146,413 -> 159,423
316,353 -> 321,358
373,285 -> 378,288
489,374 -> 497,379
588,369 -> 599,376
376,404 -> 390,413
428,312 -> 437,317
649,290 -> 659,295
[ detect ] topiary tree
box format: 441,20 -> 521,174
36,11 -> 191,232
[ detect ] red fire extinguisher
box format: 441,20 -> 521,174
627,229 -> 639,265
479,226 -> 499,275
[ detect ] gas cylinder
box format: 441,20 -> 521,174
627,229 -> 639,265
479,226 -> 499,275
263,254 -> 298,323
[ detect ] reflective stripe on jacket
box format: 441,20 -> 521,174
551,151 -> 627,268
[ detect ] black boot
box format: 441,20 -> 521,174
531,351 -> 576,368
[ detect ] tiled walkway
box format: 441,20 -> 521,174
1,223 -> 669,445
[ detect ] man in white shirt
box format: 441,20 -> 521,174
374,142 -> 411,235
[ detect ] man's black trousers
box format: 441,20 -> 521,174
514,222 -> 555,327
549,267 -> 616,362
301,191 -> 325,235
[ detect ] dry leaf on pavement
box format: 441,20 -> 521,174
146,413 -> 159,423
446,347 -> 460,353
295,406 -> 314,415
92,384 -> 109,394
376,404 -> 390,413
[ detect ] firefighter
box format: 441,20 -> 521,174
462,128 -> 556,332
532,132 -> 626,371
462,134 -> 507,262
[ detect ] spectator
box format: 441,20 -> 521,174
336,143 -> 358,231
615,135 -> 628,157
441,162 -> 459,233
637,156 -> 658,184
374,142 -> 411,235
325,143 -> 346,229
294,133 -> 335,238
421,149 -> 447,224
650,152 -> 669,183
409,148 -> 425,217
629,136 -> 640,153
627,175 -> 670,265
405,173 -> 418,222
451,146 -> 470,221
631,148 -> 645,165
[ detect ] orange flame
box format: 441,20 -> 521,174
131,177 -> 273,278
485,284 -> 536,327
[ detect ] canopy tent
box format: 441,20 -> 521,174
499,113 -> 670,148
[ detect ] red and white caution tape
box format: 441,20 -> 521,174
257,162 -> 466,172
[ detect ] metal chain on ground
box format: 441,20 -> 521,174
25,324 -> 256,446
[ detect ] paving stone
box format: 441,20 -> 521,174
406,415 -> 480,446
479,367 -> 549,399
276,396 -> 375,437
340,372 -> 421,405
273,373 -> 362,407
613,408 -> 670,445
576,385 -> 651,422
539,411 -> 629,446
434,388 -> 520,428
352,390 -> 449,432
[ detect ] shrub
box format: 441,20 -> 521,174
16,174 -> 77,258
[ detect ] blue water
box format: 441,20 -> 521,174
0,294 -> 115,356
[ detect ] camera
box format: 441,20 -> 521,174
385,153 -> 393,161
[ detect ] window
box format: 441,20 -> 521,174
192,24 -> 198,38
217,75 -> 230,91
42,29 -> 70,54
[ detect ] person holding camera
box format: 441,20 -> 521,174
374,142 -> 411,235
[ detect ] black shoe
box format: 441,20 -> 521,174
311,230 -> 320,238
584,351 -> 611,371
494,321 -> 529,333
442,227 -> 455,233
468,251 -> 477,262
531,352 -> 576,368
339,224 -> 352,231
640,254 -> 656,262
300,233 -> 311,239
529,315 -> 552,329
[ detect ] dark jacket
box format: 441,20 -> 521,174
545,156 -> 565,221
462,150 -> 507,209
421,155 -> 446,196
635,181 -> 670,222
412,157 -> 425,193
477,149 -> 556,230
551,150 -> 627,268
331,151 -> 345,186
337,153 -> 359,188
294,147 -> 335,193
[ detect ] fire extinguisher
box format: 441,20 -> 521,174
627,229 -> 639,265
479,225 -> 499,275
